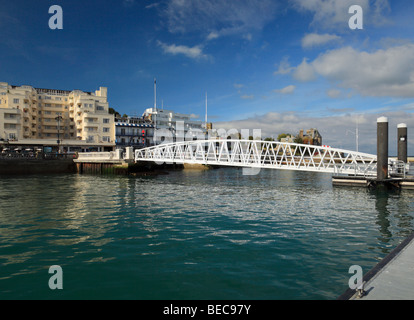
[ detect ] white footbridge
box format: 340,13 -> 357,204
135,139 -> 381,177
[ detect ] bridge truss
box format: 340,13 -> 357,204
135,139 -> 378,177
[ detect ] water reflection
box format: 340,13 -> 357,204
0,168 -> 413,299
368,187 -> 414,255
373,188 -> 393,247
0,174 -> 127,270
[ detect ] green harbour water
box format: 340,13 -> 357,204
1,168 -> 413,300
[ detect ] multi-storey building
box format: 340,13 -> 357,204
0,82 -> 115,152
142,108 -> 206,143
115,116 -> 154,149
298,128 -> 323,146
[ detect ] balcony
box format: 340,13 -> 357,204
4,117 -> 21,124
84,123 -> 98,128
42,128 -> 58,134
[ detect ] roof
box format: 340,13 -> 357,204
115,123 -> 154,128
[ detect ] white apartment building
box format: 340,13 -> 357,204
142,108 -> 205,143
0,82 -> 115,152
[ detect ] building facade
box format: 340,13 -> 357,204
142,108 -> 206,144
115,116 -> 154,149
298,128 -> 322,146
0,82 -> 115,152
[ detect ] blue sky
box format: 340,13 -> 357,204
1,0 -> 414,153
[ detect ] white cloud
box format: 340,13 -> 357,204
293,58 -> 316,82
295,44 -> 414,97
157,41 -> 209,60
301,33 -> 341,49
241,94 -> 254,100
206,31 -> 219,41
326,88 -> 342,99
161,0 -> 279,38
145,3 -> 160,9
274,57 -> 294,75
274,85 -> 296,94
290,0 -> 390,30
215,110 -> 414,154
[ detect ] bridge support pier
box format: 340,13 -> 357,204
398,123 -> 408,164
377,117 -> 389,181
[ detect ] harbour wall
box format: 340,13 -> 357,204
0,158 -> 77,175
76,161 -> 185,175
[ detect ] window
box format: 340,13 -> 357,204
103,118 -> 110,123
103,127 -> 110,133
103,136 -> 110,142
13,98 -> 19,104
97,106 -> 104,111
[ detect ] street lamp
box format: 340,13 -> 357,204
55,114 -> 63,153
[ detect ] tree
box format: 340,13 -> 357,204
277,133 -> 290,141
109,107 -> 121,118
294,136 -> 303,144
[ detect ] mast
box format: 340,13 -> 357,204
154,78 -> 157,112
356,115 -> 359,152
205,92 -> 208,128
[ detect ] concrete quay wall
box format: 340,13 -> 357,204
0,158 -> 77,175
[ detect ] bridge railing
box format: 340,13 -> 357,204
135,139 -> 378,176
76,147 -> 135,162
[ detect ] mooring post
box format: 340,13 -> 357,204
398,123 -> 408,164
377,117 -> 389,181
